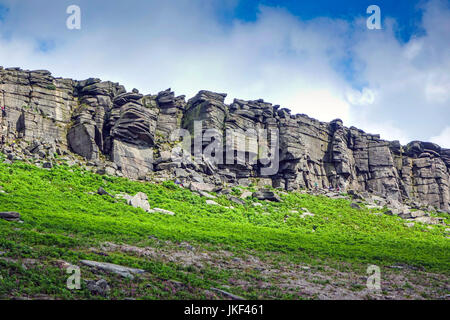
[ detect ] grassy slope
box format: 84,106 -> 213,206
0,158 -> 449,299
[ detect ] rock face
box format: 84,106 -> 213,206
1,67 -> 449,212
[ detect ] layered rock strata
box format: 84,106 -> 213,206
1,67 -> 449,211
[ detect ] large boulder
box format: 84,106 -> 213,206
189,182 -> 216,193
128,192 -> 151,212
80,260 -> 145,279
252,190 -> 281,202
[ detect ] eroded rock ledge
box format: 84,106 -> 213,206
1,66 -> 449,212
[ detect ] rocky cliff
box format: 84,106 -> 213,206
1,66 -> 449,212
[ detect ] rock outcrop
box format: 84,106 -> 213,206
1,66 -> 449,212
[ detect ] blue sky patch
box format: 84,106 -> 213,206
0,4 -> 9,21
230,0 -> 427,42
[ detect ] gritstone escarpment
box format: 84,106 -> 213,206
0,66 -> 449,212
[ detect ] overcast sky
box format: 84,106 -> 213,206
0,0 -> 449,147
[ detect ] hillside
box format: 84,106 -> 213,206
1,67 -> 449,213
1,155 -> 449,300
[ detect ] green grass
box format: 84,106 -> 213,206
0,157 -> 449,299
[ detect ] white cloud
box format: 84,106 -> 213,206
431,127 -> 450,148
0,0 -> 449,148
346,88 -> 376,106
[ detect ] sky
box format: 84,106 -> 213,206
0,0 -> 449,147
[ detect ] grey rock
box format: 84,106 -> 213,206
97,187 -> 113,198
228,196 -> 246,206
1,67 -> 449,212
252,190 -> 281,202
189,182 -> 216,193
86,279 -> 110,296
151,208 -> 175,216
80,260 -> 145,279
0,212 -> 21,222
42,162 -> 53,168
210,287 -> 244,300
128,192 -> 151,212
198,191 -> 217,199
350,203 -> 361,210
300,212 -> 315,218
413,216 -> 445,225
240,191 -> 253,199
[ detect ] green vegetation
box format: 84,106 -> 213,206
0,156 -> 448,300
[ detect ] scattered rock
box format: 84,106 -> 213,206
189,182 -> 216,193
366,204 -> 384,210
86,279 -> 110,296
179,242 -> 194,251
300,212 -> 315,218
300,266 -> 310,271
115,193 -> 133,201
389,265 -> 404,269
252,190 -> 281,202
410,210 -> 427,218
0,211 -> 21,222
198,191 -> 216,199
97,187 -> 113,198
350,203 -> 361,210
240,191 -> 253,199
206,200 -> 219,206
42,162 -> 53,169
385,209 -> 401,216
210,287 -> 244,300
228,196 -> 246,206
128,192 -> 151,212
80,260 -> 145,279
414,216 -> 445,225
151,208 -> 175,216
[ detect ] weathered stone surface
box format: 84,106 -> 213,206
86,279 -> 110,296
151,208 -> 175,216
97,187 -> 113,198
228,196 -> 246,206
111,140 -> 153,180
350,203 -> 361,210
189,182 -> 216,193
80,260 -> 145,279
210,287 -> 244,300
1,67 -> 449,211
252,190 -> 281,202
128,192 -> 151,212
206,200 -> 219,206
0,211 -> 20,221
